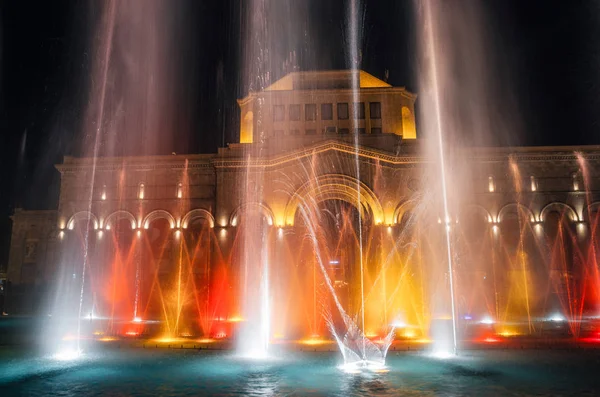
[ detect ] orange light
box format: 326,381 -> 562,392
299,337 -> 330,346
403,329 -> 416,339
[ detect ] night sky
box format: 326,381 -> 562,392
0,0 -> 599,266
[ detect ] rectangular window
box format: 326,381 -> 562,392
369,102 -> 381,119
273,105 -> 285,121
355,128 -> 366,135
371,127 -> 382,134
321,103 -> 333,120
305,104 -> 317,121
337,103 -> 349,120
339,128 -> 350,135
289,104 -> 301,121
325,126 -> 337,134
306,129 -> 317,135
353,102 -> 365,119
290,129 -> 300,136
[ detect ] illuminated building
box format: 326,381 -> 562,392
5,70 -> 600,334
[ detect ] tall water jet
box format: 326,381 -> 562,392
46,0 -> 184,354
416,0 -> 458,356
235,0 -> 272,358
347,0 -> 368,361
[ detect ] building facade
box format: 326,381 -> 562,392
6,71 -> 600,328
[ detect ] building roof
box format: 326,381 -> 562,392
264,69 -> 392,91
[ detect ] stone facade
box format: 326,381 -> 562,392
6,70 -> 600,315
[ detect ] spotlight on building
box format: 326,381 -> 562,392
480,315 -> 494,325
548,313 -> 565,322
53,348 -> 82,361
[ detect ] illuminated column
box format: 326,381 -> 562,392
272,225 -> 287,339
490,221 -> 501,321
575,220 -> 589,286
94,227 -> 107,317
132,228 -> 143,323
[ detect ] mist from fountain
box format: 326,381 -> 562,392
40,0 -> 600,367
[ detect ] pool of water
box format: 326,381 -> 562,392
0,346 -> 599,396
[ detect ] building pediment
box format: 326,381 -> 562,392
212,139 -> 421,169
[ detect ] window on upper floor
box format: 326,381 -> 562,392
371,127 -> 382,134
290,129 -> 300,136
273,105 -> 285,121
306,129 -> 317,135
289,104 -> 301,121
355,128 -> 366,135
325,126 -> 337,134
370,102 -> 381,119
353,102 -> 365,119
138,183 -> 145,199
321,103 -> 333,120
337,103 -> 349,120
305,104 -> 317,121
339,128 -> 350,135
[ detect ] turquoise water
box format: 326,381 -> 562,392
0,347 -> 599,396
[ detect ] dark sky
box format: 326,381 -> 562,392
0,0 -> 599,265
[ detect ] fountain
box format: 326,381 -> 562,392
30,0 -> 600,375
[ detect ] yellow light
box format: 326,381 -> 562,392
488,176 -> 495,192
154,336 -> 182,344
403,329 -> 416,339
299,337 -> 330,346
228,316 -> 244,323
99,337 -> 117,342
197,338 -> 214,343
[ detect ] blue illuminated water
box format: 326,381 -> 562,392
0,346 -> 599,396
